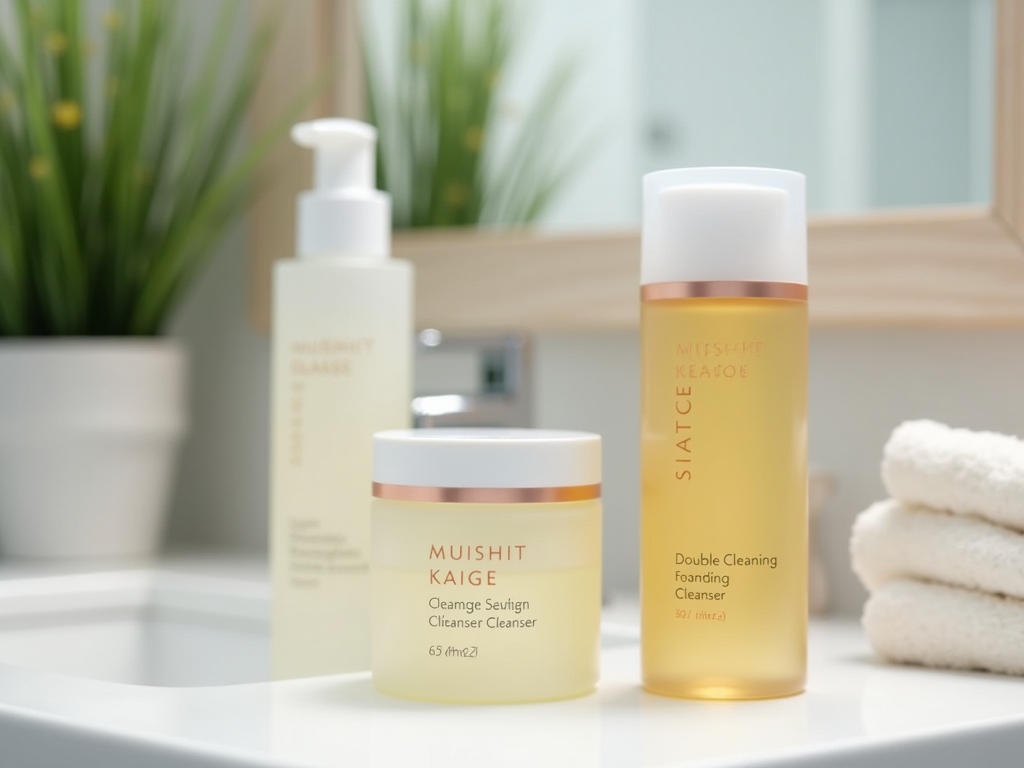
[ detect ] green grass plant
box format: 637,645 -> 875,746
0,0 -> 308,336
364,0 -> 587,229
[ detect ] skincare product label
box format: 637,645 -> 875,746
372,500 -> 600,703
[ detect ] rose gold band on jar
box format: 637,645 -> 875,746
372,482 -> 602,504
641,281 -> 808,301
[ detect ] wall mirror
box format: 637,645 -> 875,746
250,0 -> 1024,332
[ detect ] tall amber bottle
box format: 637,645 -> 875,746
640,168 -> 808,699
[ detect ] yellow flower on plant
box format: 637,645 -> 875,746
135,163 -> 153,186
463,126 -> 484,153
51,100 -> 82,130
103,10 -> 123,30
29,157 -> 50,179
409,41 -> 430,64
45,32 -> 68,54
443,182 -> 468,209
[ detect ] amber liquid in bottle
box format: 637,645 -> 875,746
640,296 -> 808,699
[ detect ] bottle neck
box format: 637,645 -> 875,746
296,189 -> 390,259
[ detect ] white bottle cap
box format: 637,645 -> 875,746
292,118 -> 391,260
641,167 -> 806,286
372,429 -> 601,496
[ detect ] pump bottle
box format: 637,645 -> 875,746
640,168 -> 808,699
270,119 -> 413,679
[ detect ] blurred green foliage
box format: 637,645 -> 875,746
0,0 -> 307,336
364,0 -> 588,229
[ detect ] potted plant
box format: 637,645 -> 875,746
0,0 -> 297,558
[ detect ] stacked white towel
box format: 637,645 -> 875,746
851,419 -> 1024,676
882,419 -> 1024,530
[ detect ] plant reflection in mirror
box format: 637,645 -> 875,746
363,0 -> 590,229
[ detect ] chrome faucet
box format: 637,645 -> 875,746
412,331 -> 531,428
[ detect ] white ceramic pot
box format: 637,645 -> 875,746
0,340 -> 188,559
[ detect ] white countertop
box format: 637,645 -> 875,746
0,562 -> 1021,768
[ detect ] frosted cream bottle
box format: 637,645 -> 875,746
271,119 -> 412,679
370,428 -> 602,704
640,168 -> 808,699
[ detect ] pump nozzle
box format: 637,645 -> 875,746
292,119 -> 377,192
291,118 -> 390,260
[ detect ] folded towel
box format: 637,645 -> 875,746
882,420 -> 1024,532
851,499 -> 1024,600
864,579 -> 1024,676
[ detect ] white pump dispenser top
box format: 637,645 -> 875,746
292,118 -> 391,260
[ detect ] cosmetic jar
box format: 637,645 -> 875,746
371,428 -> 602,704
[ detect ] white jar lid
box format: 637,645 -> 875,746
372,428 -> 601,501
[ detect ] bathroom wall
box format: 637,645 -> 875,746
166,227 -> 271,554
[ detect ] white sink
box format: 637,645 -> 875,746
0,566 -> 1021,768
0,570 -> 269,687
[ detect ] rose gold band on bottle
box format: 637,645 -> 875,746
372,482 -> 602,504
640,281 -> 808,301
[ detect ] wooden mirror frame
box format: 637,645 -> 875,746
250,0 -> 1024,332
